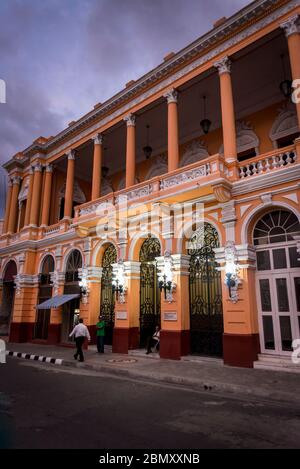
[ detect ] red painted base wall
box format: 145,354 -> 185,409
223,333 -> 260,368
160,330 -> 190,360
112,327 -> 139,354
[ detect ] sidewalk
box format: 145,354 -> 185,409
5,341 -> 300,406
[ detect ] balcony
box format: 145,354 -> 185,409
0,143 -> 298,249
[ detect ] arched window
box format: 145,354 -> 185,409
253,210 -> 300,246
65,250 -> 83,283
40,255 -> 55,284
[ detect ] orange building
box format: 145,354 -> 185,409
0,0 -> 300,367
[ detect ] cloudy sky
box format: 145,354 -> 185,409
0,0 -> 249,214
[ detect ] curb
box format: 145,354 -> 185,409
6,350 -> 300,407
6,350 -> 63,366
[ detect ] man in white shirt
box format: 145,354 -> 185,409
69,318 -> 91,362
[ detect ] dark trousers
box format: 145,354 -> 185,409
146,337 -> 159,353
97,336 -> 105,353
74,336 -> 85,361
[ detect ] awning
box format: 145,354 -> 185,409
36,294 -> 80,309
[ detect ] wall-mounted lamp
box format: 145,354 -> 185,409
112,260 -> 126,304
224,242 -> 241,303
158,251 -> 176,302
78,268 -> 89,304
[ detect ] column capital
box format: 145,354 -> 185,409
164,88 -> 178,104
12,175 -> 21,185
7,178 -> 13,187
124,113 -> 136,127
67,149 -> 75,160
280,14 -> 300,38
93,133 -> 103,145
45,164 -> 53,173
214,56 -> 231,75
32,161 -> 43,172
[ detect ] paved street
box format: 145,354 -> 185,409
1,358 -> 300,449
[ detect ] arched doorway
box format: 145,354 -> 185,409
100,244 -> 117,345
139,237 -> 161,346
0,261 -> 17,336
254,209 -> 300,355
61,250 -> 82,343
34,256 -> 54,340
188,223 -> 223,356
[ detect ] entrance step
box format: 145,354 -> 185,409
254,353 -> 300,373
129,349 -> 160,359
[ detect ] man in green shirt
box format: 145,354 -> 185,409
96,315 -> 105,353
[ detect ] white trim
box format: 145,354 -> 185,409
91,239 -> 118,266
241,201 -> 300,245
128,231 -> 162,261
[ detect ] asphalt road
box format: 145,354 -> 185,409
1,358 -> 300,449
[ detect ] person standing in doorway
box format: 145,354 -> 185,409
96,315 -> 105,353
69,318 -> 91,362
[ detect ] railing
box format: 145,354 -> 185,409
239,145 -> 297,178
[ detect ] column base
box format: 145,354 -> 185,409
223,333 -> 260,368
112,327 -> 139,354
160,330 -> 190,360
9,322 -> 34,343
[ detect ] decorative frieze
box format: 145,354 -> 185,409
160,163 -> 210,190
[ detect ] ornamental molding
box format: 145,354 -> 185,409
219,121 -> 260,155
12,175 -> 21,185
67,150 -> 75,160
58,180 -> 86,204
45,164 -> 53,173
280,13 -> 300,37
36,0 -> 298,160
164,88 -> 178,104
124,113 -> 136,127
180,140 -> 209,167
145,154 -> 168,180
269,102 -> 299,148
160,163 -> 211,190
18,177 -> 30,202
115,184 -> 153,204
214,56 -> 231,75
93,133 -> 103,145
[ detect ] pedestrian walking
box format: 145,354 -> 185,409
96,315 -> 105,353
69,318 -> 91,362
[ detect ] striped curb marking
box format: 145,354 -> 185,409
6,350 -> 63,366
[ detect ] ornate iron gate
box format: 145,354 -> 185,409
100,245 -> 117,345
189,224 -> 223,356
139,237 -> 161,346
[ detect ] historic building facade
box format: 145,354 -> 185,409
0,0 -> 300,367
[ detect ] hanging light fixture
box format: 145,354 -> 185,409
279,53 -> 293,99
200,95 -> 211,135
143,124 -> 153,159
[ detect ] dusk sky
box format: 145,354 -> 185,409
0,0 -> 249,215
